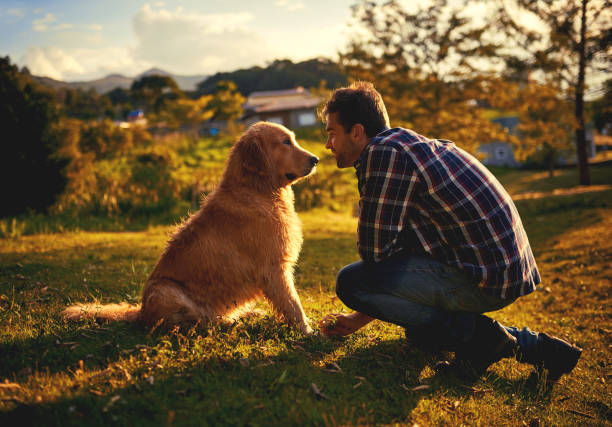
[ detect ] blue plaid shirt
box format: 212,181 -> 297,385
355,128 -> 540,299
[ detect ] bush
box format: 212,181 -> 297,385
0,56 -> 67,216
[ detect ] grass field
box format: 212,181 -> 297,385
1,163 -> 611,426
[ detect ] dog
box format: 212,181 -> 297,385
62,122 -> 318,334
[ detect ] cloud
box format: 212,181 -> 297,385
32,12 -> 101,32
275,1 -> 305,11
7,8 -> 26,18
20,46 -> 149,81
21,46 -> 84,79
0,7 -> 26,22
131,3 -> 275,74
32,12 -> 57,31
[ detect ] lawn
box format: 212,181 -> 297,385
1,164 -> 611,426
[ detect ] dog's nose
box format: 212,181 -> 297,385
310,156 -> 319,166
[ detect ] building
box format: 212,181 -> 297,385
478,117 -> 522,167
478,116 -> 598,167
242,87 -> 321,129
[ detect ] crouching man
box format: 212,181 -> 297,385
318,82 -> 581,384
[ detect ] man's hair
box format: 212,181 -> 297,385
320,81 -> 390,138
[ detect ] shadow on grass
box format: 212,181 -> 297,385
1,315 -> 591,426
0,336 -> 428,425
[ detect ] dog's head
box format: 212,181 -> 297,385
232,122 -> 318,187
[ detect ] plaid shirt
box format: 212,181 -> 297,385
355,128 -> 540,299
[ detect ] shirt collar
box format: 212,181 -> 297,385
353,127 -> 390,170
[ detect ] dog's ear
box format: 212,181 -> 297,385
234,132 -> 269,176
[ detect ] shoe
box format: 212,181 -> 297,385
519,332 -> 582,384
404,323 -> 457,353
436,315 -> 518,380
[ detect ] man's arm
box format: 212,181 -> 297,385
358,144 -> 418,263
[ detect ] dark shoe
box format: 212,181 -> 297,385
519,332 -> 582,384
404,324 -> 457,354
436,315 -> 518,380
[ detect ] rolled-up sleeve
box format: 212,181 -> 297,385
357,145 -> 418,263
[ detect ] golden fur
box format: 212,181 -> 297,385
62,122 -> 318,333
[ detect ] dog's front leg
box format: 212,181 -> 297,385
263,269 -> 312,334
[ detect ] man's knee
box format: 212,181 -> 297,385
335,261 -> 364,304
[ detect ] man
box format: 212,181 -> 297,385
318,81 -> 582,383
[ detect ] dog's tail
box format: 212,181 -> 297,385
61,302 -> 141,323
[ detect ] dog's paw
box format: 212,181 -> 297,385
300,324 -> 314,335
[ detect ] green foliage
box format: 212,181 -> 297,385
0,56 -> 67,216
53,122 -> 234,217
197,58 -> 348,96
130,74 -> 182,114
56,87 -> 112,120
483,0 -> 611,185
589,78 -> 612,133
207,81 -> 245,122
515,83 -> 576,174
342,1 -> 511,153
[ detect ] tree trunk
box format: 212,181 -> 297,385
549,158 -> 555,179
575,0 -> 591,185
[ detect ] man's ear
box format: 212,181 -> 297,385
350,123 -> 367,144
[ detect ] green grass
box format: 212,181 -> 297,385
1,164 -> 611,425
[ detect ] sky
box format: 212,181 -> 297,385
0,0 -> 357,81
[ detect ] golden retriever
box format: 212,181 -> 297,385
62,122 -> 318,334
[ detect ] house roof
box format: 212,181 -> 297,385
248,98 -> 320,113
248,87 -> 308,98
244,87 -> 321,114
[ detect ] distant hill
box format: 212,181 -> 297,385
30,58 -> 347,96
32,68 -> 208,94
197,58 -> 347,96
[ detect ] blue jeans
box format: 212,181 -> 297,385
336,253 -> 538,355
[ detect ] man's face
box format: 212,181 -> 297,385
325,112 -> 359,169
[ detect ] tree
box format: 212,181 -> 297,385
163,95 -> 214,137
57,87 -> 112,120
207,81 -> 245,122
0,56 -> 67,216
516,83 -> 576,176
105,87 -> 134,120
130,74 -> 182,114
590,78 -> 611,133
196,58 -> 347,96
485,0 -> 612,185
342,0 -> 511,153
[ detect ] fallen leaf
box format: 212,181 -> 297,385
311,383 -> 328,400
102,395 -> 120,412
404,384 -> 430,392
324,362 -> 342,373
121,367 -> 132,381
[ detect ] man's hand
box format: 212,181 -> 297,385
319,312 -> 375,337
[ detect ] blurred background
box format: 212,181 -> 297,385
1,0 -> 610,235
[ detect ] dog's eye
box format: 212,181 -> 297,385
283,139 -> 292,146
